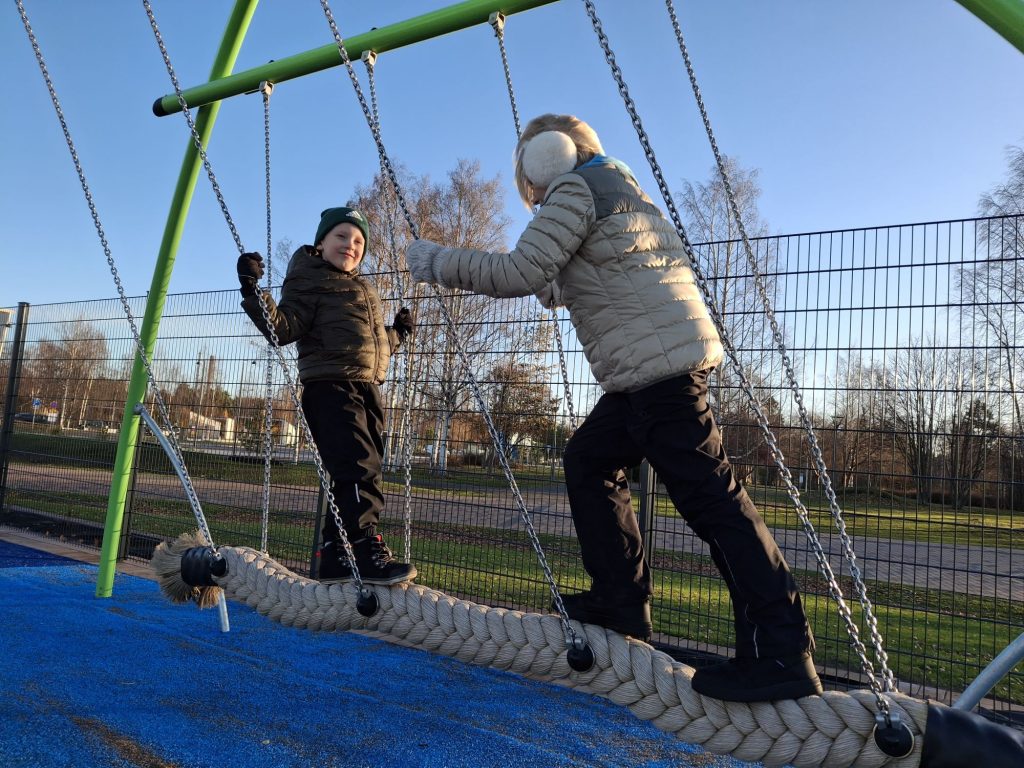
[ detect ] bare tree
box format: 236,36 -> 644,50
958,145 -> 1024,433
484,357 -> 560,457
22,320 -> 109,430
353,163 -> 429,305
880,341 -> 944,503
946,398 -> 1000,510
354,160 -> 552,475
830,357 -> 891,492
677,156 -> 784,427
979,144 -> 1024,217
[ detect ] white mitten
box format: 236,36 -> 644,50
405,239 -> 444,284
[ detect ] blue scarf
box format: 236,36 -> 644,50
580,154 -> 638,183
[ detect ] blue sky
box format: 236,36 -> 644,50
3,0 -> 1023,308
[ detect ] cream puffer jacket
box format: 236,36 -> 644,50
432,159 -> 723,392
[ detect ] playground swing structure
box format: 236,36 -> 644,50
14,0 -> 1024,766
21,0 -> 596,659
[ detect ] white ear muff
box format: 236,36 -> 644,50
521,131 -> 578,189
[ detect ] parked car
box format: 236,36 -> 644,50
14,412 -> 54,424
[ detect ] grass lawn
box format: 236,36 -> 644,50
656,485 -> 1022,548
9,430 -> 1021,547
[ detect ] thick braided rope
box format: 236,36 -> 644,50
213,546 -> 926,768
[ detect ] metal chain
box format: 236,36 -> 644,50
662,0 -> 896,694
362,50 -> 392,190
362,48 -> 415,565
579,0 -> 894,715
317,0 -> 420,241
399,341 -> 414,563
259,81 -> 275,554
318,0 -> 585,649
489,13 -> 522,135
15,0 -> 215,547
550,314 -> 579,432
141,0 -> 244,254
141,0 -> 366,590
362,50 -> 380,129
489,12 -> 578,433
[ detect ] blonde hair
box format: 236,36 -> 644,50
513,114 -> 604,207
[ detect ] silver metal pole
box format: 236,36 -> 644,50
952,632 -> 1024,711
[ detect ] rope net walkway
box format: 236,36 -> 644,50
152,532 -> 928,768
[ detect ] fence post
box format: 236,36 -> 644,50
637,459 -> 656,564
117,434 -> 143,561
0,303 -> 30,516
309,474 -> 329,578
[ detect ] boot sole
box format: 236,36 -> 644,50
559,602 -> 653,642
318,565 -> 418,586
362,566 -> 418,586
692,675 -> 823,702
579,616 -> 652,642
319,569 -> 415,585
318,575 -> 352,585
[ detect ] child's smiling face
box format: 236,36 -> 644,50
320,222 -> 365,272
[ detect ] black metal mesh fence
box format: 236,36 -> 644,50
1,215 -> 1021,725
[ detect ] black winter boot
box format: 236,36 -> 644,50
317,539 -> 353,584
557,589 -> 653,642
691,652 -> 823,702
352,533 -> 416,585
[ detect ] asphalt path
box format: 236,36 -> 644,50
6,461 -> 1020,600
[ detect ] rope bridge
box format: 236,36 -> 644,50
153,531 -> 933,768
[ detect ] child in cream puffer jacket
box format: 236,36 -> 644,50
405,114 -> 820,703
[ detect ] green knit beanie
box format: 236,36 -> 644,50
314,206 -> 370,250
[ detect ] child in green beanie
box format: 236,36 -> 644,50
237,206 -> 416,585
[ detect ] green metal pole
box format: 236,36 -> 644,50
956,0 -> 1024,54
96,0 -> 260,598
153,0 -> 559,116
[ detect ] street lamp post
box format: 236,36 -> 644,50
193,357 -> 202,448
832,414 -> 846,490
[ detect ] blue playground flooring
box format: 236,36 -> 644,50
0,539 -> 759,768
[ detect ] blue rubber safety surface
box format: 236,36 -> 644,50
0,539 -> 78,567
0,542 -> 761,768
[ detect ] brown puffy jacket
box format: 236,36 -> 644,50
241,245 -> 399,384
433,159 -> 723,392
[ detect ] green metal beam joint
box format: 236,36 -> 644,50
153,0 -> 559,116
96,0 -> 260,598
956,0 -> 1024,54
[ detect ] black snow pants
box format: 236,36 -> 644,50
562,370 -> 813,658
301,380 -> 386,544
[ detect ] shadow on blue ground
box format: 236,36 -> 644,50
0,542 -> 758,768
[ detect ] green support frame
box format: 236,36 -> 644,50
98,0 -> 560,596
152,0 -> 1023,120
96,0 -> 260,597
956,0 -> 1024,53
153,0 -> 559,116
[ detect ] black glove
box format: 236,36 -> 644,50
393,307 -> 414,340
237,252 -> 264,296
